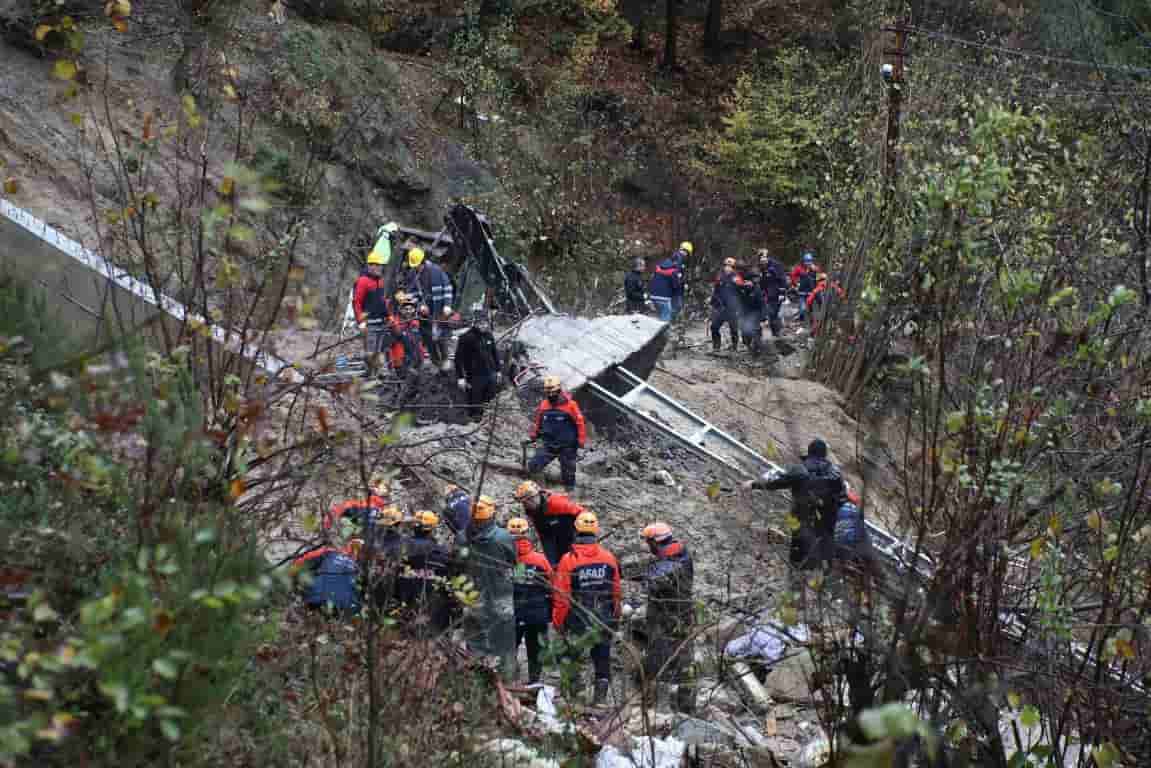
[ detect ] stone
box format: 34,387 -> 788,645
673,716 -> 763,748
652,469 -> 675,486
763,650 -> 816,704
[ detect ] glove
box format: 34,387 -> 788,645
420,304 -> 429,316
457,378 -> 469,392
358,321 -> 367,332
442,306 -> 453,317
495,372 -> 504,386
741,479 -> 756,491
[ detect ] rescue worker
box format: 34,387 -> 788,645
404,247 -> 454,367
292,539 -> 362,615
527,376 -> 587,493
624,257 -> 648,314
649,244 -> 688,322
513,480 -> 585,566
736,264 -> 765,354
443,484 -> 472,543
372,504 -> 407,610
758,250 -> 787,338
552,511 -> 621,706
710,257 -> 745,353
670,241 -> 691,319
639,522 -> 696,713
508,517 -> 553,684
743,438 -> 847,576
806,273 -> 846,337
789,251 -> 820,322
323,476 -> 392,538
352,251 -> 390,376
388,291 -> 423,378
395,510 -> 453,634
462,495 -> 518,680
455,302 -> 502,422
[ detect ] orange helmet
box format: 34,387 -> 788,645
640,522 -> 673,544
472,495 -> 496,521
413,510 -> 439,530
379,505 -> 403,528
507,517 -> 531,537
574,511 -> 599,535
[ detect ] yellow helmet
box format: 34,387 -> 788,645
413,510 -> 439,530
366,251 -> 385,266
679,241 -> 694,254
574,511 -> 599,535
407,248 -> 426,268
379,505 -> 403,528
514,480 -> 540,501
641,522 -> 673,543
472,495 -> 496,521
507,517 -> 531,537
543,375 -> 562,394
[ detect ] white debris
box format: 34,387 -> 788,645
596,736 -> 686,768
481,738 -> 562,768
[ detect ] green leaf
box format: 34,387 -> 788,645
1092,742 -> 1119,768
33,604 -> 59,623
99,681 -> 130,713
152,658 -> 178,679
53,59 -> 78,81
1103,546 -> 1119,563
160,719 -> 181,742
706,480 -> 721,501
1007,691 -> 1021,710
1019,705 -> 1040,728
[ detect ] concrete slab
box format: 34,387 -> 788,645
510,312 -> 668,429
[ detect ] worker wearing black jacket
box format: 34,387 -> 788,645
624,257 -> 647,313
455,304 -> 502,422
639,522 -> 696,713
743,438 -> 847,571
710,258 -> 745,352
758,251 -> 787,338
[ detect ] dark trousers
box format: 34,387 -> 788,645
364,321 -> 389,375
466,374 -> 497,421
562,632 -> 612,683
710,308 -> 740,349
528,445 -> 578,489
418,318 -> 445,365
795,293 -> 810,321
739,312 -> 762,352
764,302 -> 782,337
643,632 -> 696,711
516,622 -> 548,681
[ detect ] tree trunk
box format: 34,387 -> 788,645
704,0 -> 722,49
632,13 -> 646,50
663,0 -> 678,69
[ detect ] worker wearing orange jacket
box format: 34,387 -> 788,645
507,517 -> 554,684
806,273 -> 845,337
323,477 -> 392,539
552,512 -> 620,706
527,375 -> 587,492
513,480 -> 585,566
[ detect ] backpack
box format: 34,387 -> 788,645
800,459 -> 846,532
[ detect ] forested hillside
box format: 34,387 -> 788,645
3,1 -> 1151,766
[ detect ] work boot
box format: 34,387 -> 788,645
729,339 -> 739,352
593,678 -> 610,706
528,660 -> 542,686
711,337 -> 721,353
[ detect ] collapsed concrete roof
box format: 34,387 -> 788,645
510,312 -> 669,400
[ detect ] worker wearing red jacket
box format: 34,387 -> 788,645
507,517 -> 554,684
806,273 -> 845,337
322,476 -> 392,537
789,251 -> 820,322
553,511 -> 621,706
353,251 -> 391,375
514,480 -> 585,566
527,375 -> 587,493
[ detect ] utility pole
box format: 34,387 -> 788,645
882,18 -> 911,185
